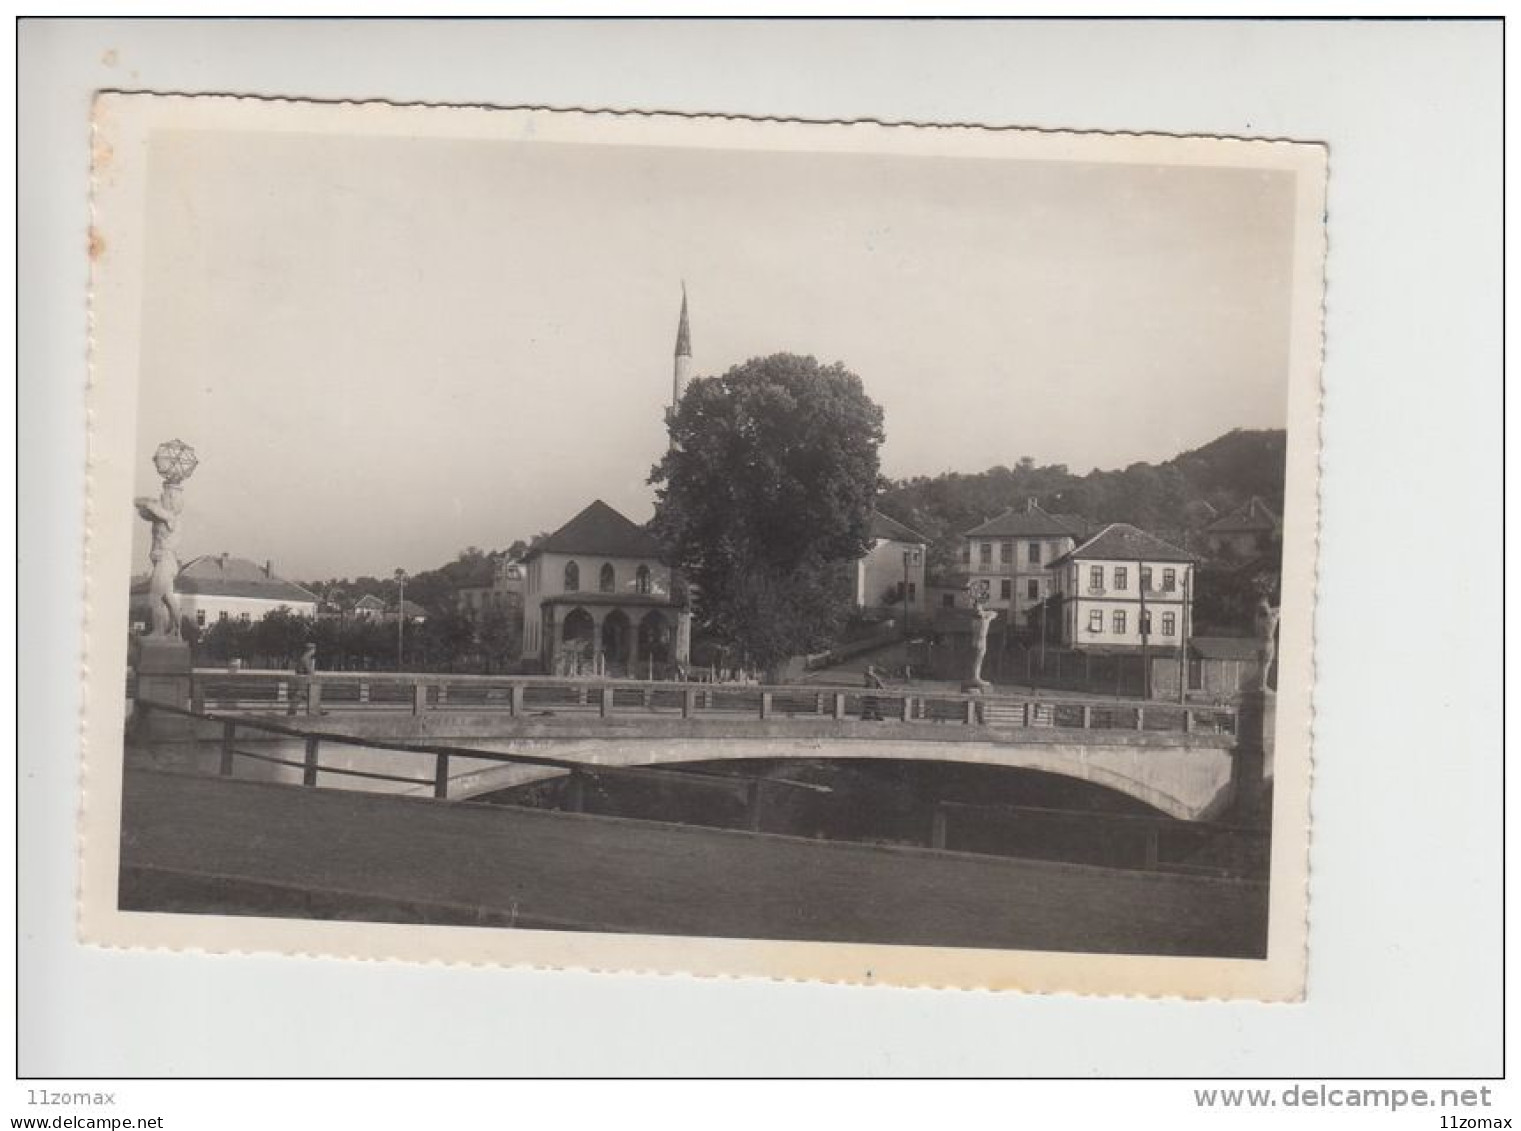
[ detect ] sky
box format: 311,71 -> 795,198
132,127 -> 1297,581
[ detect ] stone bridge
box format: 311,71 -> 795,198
130,672 -> 1263,822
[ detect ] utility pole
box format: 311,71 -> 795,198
902,549 -> 912,642
1139,558 -> 1151,700
394,567 -> 407,672
1178,566 -> 1191,704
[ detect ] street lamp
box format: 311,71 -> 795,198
394,568 -> 407,671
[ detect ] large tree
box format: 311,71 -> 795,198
650,353 -> 886,670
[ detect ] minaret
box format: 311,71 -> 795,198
672,283 -> 692,412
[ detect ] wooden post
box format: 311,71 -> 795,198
1182,708 -> 1193,734
901,695 -> 913,722
931,803 -> 947,850
1081,704 -> 1092,729
682,688 -> 696,718
1022,701 -> 1033,727
760,692 -> 773,719
746,779 -> 763,831
302,736 -> 320,787
219,719 -> 236,776
599,686 -> 614,717
412,682 -> 427,715
832,693 -> 846,720
306,679 -> 322,716
433,752 -> 450,800
1135,706 -> 1146,731
964,698 -> 977,725
510,683 -> 525,718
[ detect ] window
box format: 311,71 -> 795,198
979,542 -> 992,565
1114,566 -> 1128,590
599,563 -> 616,593
196,609 -> 206,627
1000,579 -> 1012,600
1162,612 -> 1176,636
1140,566 -> 1153,591
1088,610 -> 1104,633
1026,579 -> 1039,601
1163,568 -> 1177,591
1089,565 -> 1104,590
564,561 -> 580,591
238,612 -> 251,623
1027,541 -> 1042,564
960,543 -> 970,565
635,565 -> 651,595
1140,610 -> 1153,635
218,610 -> 229,622
1113,610 -> 1126,634
942,593 -> 955,609
1000,540 -> 1013,564
907,582 -> 917,602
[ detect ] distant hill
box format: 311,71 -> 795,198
878,428 -> 1285,574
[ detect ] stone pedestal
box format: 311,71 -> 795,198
129,635 -> 194,744
1232,688 -> 1276,817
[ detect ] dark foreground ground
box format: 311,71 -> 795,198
120,768 -> 1268,957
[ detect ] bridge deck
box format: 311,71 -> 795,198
119,769 -> 1268,957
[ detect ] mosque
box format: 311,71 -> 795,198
519,291 -> 695,675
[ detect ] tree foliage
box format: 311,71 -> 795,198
649,353 -> 886,669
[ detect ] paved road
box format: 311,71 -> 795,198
120,768 -> 1267,957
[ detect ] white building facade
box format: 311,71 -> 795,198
960,500 -> 1088,627
520,499 -> 690,675
1048,524 -> 1197,651
853,510 -> 928,617
130,554 -> 318,632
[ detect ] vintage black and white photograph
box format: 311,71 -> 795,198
84,95 -> 1324,998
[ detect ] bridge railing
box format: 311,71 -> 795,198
187,669 -> 1237,738
136,697 -> 798,811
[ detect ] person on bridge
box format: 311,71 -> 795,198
861,664 -> 887,721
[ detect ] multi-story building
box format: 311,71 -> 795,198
852,510 -> 928,618
960,499 -> 1089,628
520,499 -> 690,675
1048,523 -> 1197,651
130,553 -> 318,632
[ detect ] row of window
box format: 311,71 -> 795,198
1086,609 -> 1177,636
1085,565 -> 1179,592
195,610 -> 252,627
561,561 -> 653,595
964,540 -> 1048,566
966,577 -> 1046,603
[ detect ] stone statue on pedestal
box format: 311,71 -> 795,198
1254,596 -> 1281,692
133,439 -> 198,638
964,589 -> 998,692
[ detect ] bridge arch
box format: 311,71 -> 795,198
435,734 -> 1235,821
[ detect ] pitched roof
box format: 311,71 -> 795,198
1049,523 -> 1198,567
525,499 -> 663,561
352,594 -> 386,610
1190,636 -> 1261,661
870,509 -> 928,544
964,500 -> 1088,539
1205,496 -> 1281,535
169,555 -> 319,603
